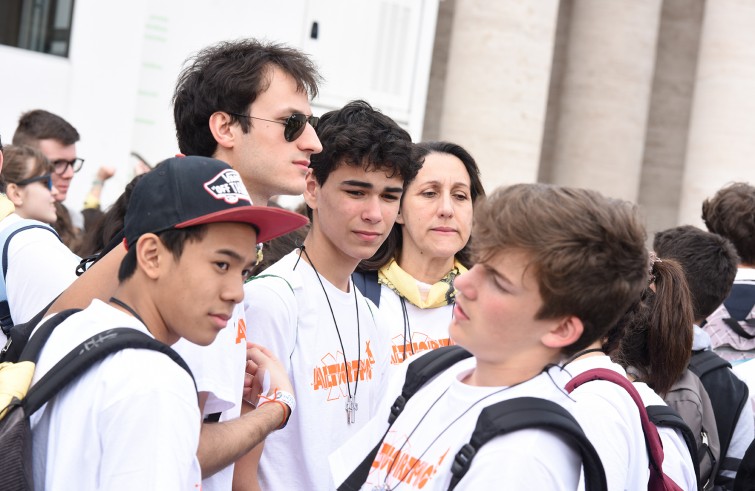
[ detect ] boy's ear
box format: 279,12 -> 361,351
303,169 -> 319,210
541,315 -> 584,350
209,111 -> 236,151
135,233 -> 164,280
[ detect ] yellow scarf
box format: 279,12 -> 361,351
0,194 -> 15,221
378,258 -> 467,309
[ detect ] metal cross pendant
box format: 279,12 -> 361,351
346,397 -> 359,424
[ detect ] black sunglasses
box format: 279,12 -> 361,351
227,112 -> 319,142
15,173 -> 53,191
52,157 -> 85,175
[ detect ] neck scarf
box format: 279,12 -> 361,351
0,194 -> 16,221
378,257 -> 467,309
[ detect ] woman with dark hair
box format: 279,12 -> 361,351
355,141 -> 485,364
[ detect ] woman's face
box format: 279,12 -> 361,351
13,170 -> 59,224
397,152 -> 474,263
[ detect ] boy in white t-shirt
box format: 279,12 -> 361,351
239,100 -> 422,490
333,183 -> 650,490
29,156 -> 306,489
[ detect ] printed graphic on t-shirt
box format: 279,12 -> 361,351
311,340 -> 376,401
369,430 -> 450,490
390,331 -> 452,365
235,317 -> 246,345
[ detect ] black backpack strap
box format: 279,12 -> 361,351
0,297 -> 63,363
390,346 -> 472,424
352,270 -> 381,307
23,327 -> 195,416
337,346 -> 472,491
647,405 -> 702,491
15,308 -> 82,363
448,397 -> 607,491
689,350 -> 732,377
722,318 -> 755,339
690,350 -> 750,484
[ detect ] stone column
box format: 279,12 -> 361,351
438,0 -> 560,188
550,0 -> 662,202
677,0 -> 755,226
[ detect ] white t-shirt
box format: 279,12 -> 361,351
634,382 -> 698,490
244,250 -> 391,491
733,359 -> 755,426
30,299 -> 201,490
172,300 -> 247,491
564,356 -> 651,490
377,285 -> 455,364
0,213 -> 80,345
333,357 -> 582,491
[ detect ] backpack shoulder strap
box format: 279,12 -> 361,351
0,220 -> 60,333
0,219 -> 60,280
337,346 -> 472,491
391,345 -> 472,424
566,368 -> 682,491
16,308 -> 82,363
352,270 -> 381,307
689,350 -> 731,377
448,397 -> 607,491
23,327 -> 194,416
647,404 -> 702,491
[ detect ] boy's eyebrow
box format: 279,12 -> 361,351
341,180 -> 373,189
341,180 -> 404,195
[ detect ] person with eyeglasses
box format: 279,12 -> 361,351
0,139 -> 80,346
12,109 -> 85,249
45,39 -> 324,491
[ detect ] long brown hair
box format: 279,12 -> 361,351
606,257 -> 694,396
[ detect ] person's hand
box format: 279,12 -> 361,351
96,165 -> 116,182
244,342 -> 293,406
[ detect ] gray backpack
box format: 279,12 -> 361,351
665,369 -> 722,490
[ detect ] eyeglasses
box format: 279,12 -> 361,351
227,112 -> 319,142
51,157 -> 85,175
15,173 -> 53,191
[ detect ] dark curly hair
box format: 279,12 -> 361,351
308,100 -> 421,197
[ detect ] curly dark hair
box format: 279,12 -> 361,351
308,100 -> 421,193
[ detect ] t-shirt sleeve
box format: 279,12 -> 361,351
6,228 -> 80,324
244,277 -> 298,372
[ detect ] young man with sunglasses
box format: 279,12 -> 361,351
0,137 -> 80,346
46,39 -> 324,491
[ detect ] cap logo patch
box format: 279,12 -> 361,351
204,169 -> 252,204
